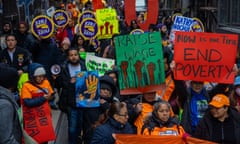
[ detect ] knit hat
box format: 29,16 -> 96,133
100,75 -> 116,94
34,67 -> 46,76
61,37 -> 71,46
209,94 -> 230,108
234,76 -> 240,86
0,63 -> 19,89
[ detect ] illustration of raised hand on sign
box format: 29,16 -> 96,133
147,62 -> 156,85
84,75 -> 99,100
134,60 -> 144,87
120,61 -> 129,88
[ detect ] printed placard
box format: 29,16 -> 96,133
31,15 -> 54,39
75,71 -> 100,108
80,18 -> 98,40
52,10 -> 70,27
78,10 -> 96,24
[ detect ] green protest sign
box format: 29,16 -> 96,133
85,54 -> 115,76
114,32 -> 165,95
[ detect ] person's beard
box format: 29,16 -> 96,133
69,59 -> 80,65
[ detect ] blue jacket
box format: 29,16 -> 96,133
91,118 -> 134,144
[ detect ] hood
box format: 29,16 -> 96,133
28,63 -> 45,81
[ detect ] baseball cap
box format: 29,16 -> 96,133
209,94 -> 230,108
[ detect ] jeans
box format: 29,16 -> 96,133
67,107 -> 83,144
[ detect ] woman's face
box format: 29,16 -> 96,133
100,88 -> 112,98
108,73 -> 117,84
156,103 -> 170,122
78,37 -> 84,45
115,105 -> 129,124
34,75 -> 45,84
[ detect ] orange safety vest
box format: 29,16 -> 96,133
134,102 -> 174,134
157,74 -> 175,101
142,125 -> 185,136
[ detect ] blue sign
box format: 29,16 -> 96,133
75,71 -> 100,108
80,18 -> 98,40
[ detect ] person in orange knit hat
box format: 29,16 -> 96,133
193,94 -> 240,144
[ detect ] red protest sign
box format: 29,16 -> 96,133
23,102 -> 56,143
173,31 -> 238,83
124,0 -> 159,31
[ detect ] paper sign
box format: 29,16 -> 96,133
173,31 -> 238,83
85,54 -> 115,76
114,32 -> 165,95
96,8 -> 119,39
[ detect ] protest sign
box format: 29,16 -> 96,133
31,15 -> 54,39
79,18 -> 98,40
173,31 -> 238,83
114,32 -> 165,95
23,101 -> 56,143
169,15 -> 204,42
86,54 -> 115,76
52,10 -> 69,27
124,0 -> 159,31
115,134 -> 217,144
75,71 -> 100,108
78,10 -> 96,24
130,29 -> 144,35
96,8 -> 119,39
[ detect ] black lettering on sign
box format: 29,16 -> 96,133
222,36 -> 237,45
176,34 -> 196,43
25,108 -> 39,137
36,105 -> 49,126
184,48 -> 222,62
175,63 -> 232,79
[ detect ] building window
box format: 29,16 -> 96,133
219,0 -> 240,26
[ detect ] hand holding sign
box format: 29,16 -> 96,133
84,75 -> 98,100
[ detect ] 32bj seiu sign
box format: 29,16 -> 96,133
173,31 -> 238,83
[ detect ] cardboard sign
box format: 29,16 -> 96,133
96,8 -> 119,39
85,54 -> 115,76
52,10 -> 69,27
80,18 -> 98,40
75,71 -> 100,108
31,15 -> 54,39
173,31 -> 238,83
114,32 -> 165,95
23,102 -> 56,143
78,10 -> 96,24
124,0 -> 159,31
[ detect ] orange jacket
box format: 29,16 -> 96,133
142,125 -> 185,136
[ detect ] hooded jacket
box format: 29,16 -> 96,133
0,86 -> 22,144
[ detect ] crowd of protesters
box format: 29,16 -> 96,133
0,0 -> 240,144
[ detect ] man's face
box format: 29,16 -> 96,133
6,36 -> 17,50
19,23 -> 27,33
3,24 -> 10,32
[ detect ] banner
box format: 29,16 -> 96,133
86,54 -> 115,76
31,15 -> 54,39
114,32 -> 165,95
173,31 -> 238,83
23,101 -> 56,143
96,8 -> 119,39
75,71 -> 100,108
115,134 -> 217,144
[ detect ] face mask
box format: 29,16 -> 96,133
235,87 -> 240,96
